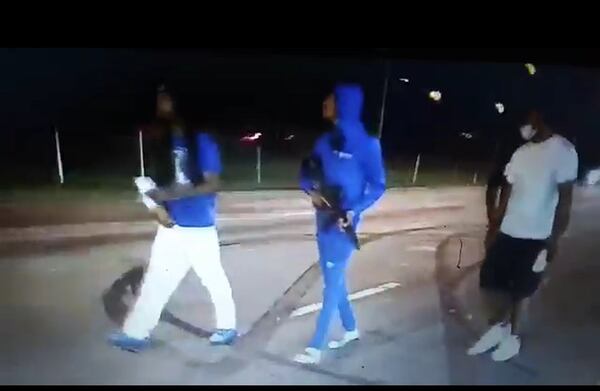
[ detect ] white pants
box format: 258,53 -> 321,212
122,225 -> 236,339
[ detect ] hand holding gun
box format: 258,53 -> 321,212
301,157 -> 361,250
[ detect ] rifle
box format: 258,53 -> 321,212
301,156 -> 360,250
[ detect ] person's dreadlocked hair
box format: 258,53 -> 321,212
145,84 -> 202,187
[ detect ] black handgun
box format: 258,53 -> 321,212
301,156 -> 360,250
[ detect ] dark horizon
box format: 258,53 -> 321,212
2,48 -> 599,169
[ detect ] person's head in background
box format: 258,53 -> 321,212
519,110 -> 553,143
155,84 -> 188,140
322,83 -> 365,124
322,93 -> 336,124
156,85 -> 176,121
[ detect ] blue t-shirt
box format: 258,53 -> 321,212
164,132 -> 221,227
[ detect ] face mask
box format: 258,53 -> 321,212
520,124 -> 537,141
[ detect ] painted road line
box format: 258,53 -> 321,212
407,245 -> 438,252
290,282 -> 402,318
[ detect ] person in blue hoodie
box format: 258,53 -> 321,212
293,84 -> 386,365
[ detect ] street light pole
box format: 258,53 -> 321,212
54,126 -> 64,185
377,61 -> 391,139
256,145 -> 262,185
138,129 -> 145,177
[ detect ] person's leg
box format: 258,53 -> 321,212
509,299 -> 526,334
311,232 -> 355,347
308,259 -> 348,349
188,226 -> 237,343
328,277 -> 360,349
467,291 -> 513,356
490,297 -> 524,362
120,227 -> 190,340
294,232 -> 353,364
337,277 -> 357,332
491,241 -> 544,362
508,241 -> 544,335
335,215 -> 361,337
468,234 -> 514,355
479,234 -> 514,325
481,288 -> 512,326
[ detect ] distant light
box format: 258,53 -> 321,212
495,102 -> 505,114
241,132 -> 262,142
429,90 -> 442,102
525,63 -> 536,76
399,78 -> 410,83
460,132 -> 473,140
284,134 -> 295,141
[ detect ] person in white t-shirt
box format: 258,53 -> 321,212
468,110 -> 578,362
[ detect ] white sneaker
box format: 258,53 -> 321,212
328,329 -> 360,349
293,347 -> 322,365
491,334 -> 521,362
467,323 -> 511,356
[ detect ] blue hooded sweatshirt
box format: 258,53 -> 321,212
300,84 -> 386,233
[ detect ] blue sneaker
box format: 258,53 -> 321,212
209,329 -> 238,346
107,331 -> 151,353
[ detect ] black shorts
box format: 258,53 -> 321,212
480,233 -> 547,300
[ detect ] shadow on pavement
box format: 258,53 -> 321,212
101,265 -> 211,339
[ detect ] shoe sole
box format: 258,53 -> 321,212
329,337 -> 360,350
108,337 -> 151,353
110,343 -> 149,353
492,355 -> 518,362
491,351 -> 519,362
210,338 -> 237,346
467,331 -> 509,356
467,343 -> 500,356
293,356 -> 320,365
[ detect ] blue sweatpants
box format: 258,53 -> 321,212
308,227 -> 357,350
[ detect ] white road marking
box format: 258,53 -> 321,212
290,282 -> 402,318
407,245 -> 437,252
290,303 -> 323,318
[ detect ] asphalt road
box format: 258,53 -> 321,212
1,187 -> 598,384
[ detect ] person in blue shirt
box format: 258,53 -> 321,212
294,84 -> 386,364
108,86 -> 238,352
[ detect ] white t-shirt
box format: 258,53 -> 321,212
500,135 -> 578,240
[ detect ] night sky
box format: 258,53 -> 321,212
1,48 -> 599,175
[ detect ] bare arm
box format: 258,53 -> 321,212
486,157 -> 512,225
551,182 -> 574,241
544,182 -> 574,263
484,183 -> 511,250
151,205 -> 175,228
485,185 -> 499,224
490,183 -> 511,231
